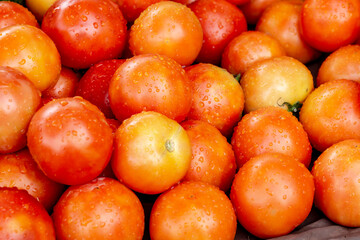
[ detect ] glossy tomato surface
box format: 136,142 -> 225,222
0,1 -> 38,29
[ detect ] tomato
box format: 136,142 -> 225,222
300,0 -> 360,52
149,181 -> 237,240
0,24 -> 61,92
240,56 -> 313,113
0,148 -> 65,211
129,1 -> 203,66
76,59 -> 125,119
53,177 -> 144,240
0,187 -> 55,239
27,97 -> 114,185
221,31 -> 286,76
185,63 -> 244,137
0,1 -> 38,29
300,79 -> 360,152
316,45 -> 360,86
109,54 -> 192,123
226,0 -> 250,5
231,106 -> 312,168
256,0 -> 320,64
0,66 -> 41,154
114,0 -> 165,22
181,120 -> 236,192
41,0 -> 127,69
188,0 -> 247,65
230,153 -> 314,239
25,0 -> 56,21
111,111 -> 191,194
240,0 -> 283,25
312,139 -> 360,227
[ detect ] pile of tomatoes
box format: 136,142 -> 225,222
1,0 -> 360,239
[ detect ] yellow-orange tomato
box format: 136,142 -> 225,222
0,25 -> 61,92
240,0 -> 283,25
240,56 -> 313,113
26,0 -> 57,21
111,111 -> 191,195
129,1 -> 203,66
316,45 -> 360,86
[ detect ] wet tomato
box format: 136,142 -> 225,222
0,1 -> 38,29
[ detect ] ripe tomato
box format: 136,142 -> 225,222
188,0 -> 247,65
181,120 -> 236,192
41,0 -> 127,69
300,0 -> 360,52
0,148 -> 65,211
312,139 -> 360,227
26,0 -> 57,21
0,187 -> 55,239
230,153 -> 314,239
0,66 -> 40,154
109,54 -> 192,123
53,177 -> 144,240
221,31 -> 286,76
256,0 -> 320,64
114,0 -> 165,22
0,24 -> 61,92
240,0 -> 282,25
185,63 -> 244,137
231,107 -> 312,168
129,1 -> 203,66
27,97 -> 114,185
0,1 -> 38,29
76,59 -> 125,119
150,181 -> 237,240
299,79 -> 360,152
111,111 -> 191,194
316,45 -> 360,86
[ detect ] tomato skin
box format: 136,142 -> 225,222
240,0 -> 282,25
27,97 -> 114,185
230,153 -> 314,239
231,107 -> 312,168
181,120 -> 236,192
0,149 -> 65,211
41,0 -> 127,69
150,181 -> 237,240
0,66 -> 41,154
300,0 -> 360,52
111,111 -> 191,195
0,25 -> 61,92
312,139 -> 360,227
185,63 -> 244,137
76,59 -> 125,119
300,79 -> 360,152
109,54 -> 192,123
188,0 -> 247,65
316,45 -> 360,86
53,177 -> 144,240
0,1 -> 39,29
114,0 -> 165,22
0,187 -> 56,239
129,1 -> 203,66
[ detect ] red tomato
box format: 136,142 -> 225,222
316,45 -> 360,86
230,153 -> 314,239
299,79 -> 360,152
240,0 -> 282,25
312,139 -> 360,227
129,1 -> 203,66
181,120 -> 236,192
111,111 -> 191,194
53,177 -> 144,240
0,1 -> 38,29
41,0 -> 127,69
185,63 -> 244,137
114,0 -> 165,22
188,0 -> 247,65
150,181 -> 237,240
0,66 -> 41,154
27,97 -> 114,185
226,0 -> 250,5
0,148 -> 65,211
109,54 -> 192,123
0,25 -> 61,91
76,59 -> 125,119
256,0 -> 320,64
300,0 -> 360,52
0,187 -> 55,239
231,107 -> 312,168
